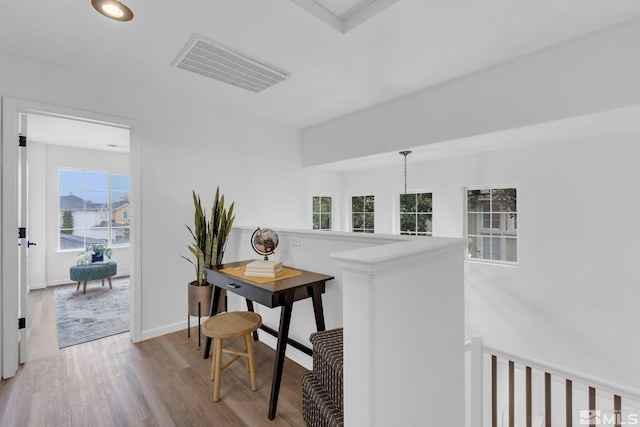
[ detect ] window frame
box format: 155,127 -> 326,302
351,194 -> 375,233
58,168 -> 131,251
465,186 -> 518,265
312,196 -> 333,231
398,191 -> 433,236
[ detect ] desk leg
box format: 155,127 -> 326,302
308,284 -> 326,332
245,299 -> 259,341
268,290 -> 295,420
203,286 -> 222,359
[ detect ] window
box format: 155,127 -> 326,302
467,187 -> 517,263
59,170 -> 130,250
399,192 -> 432,236
312,196 -> 332,230
352,195 -> 374,233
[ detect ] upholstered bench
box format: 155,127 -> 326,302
69,261 -> 118,294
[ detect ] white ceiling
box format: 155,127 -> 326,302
3,0 -> 640,158
26,114 -> 131,153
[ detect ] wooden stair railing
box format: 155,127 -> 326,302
466,336 -> 640,427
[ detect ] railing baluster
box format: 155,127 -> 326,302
492,355 -> 497,427
526,366 -> 532,427
589,387 -> 596,427
545,372 -> 552,427
566,379 -> 572,427
509,361 -> 515,427
614,394 -> 622,427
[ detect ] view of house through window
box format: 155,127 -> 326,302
467,187 -> 517,263
399,192 -> 432,235
312,196 -> 332,230
59,169 -> 130,250
352,195 -> 375,233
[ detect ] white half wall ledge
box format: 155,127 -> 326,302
330,236 -> 470,273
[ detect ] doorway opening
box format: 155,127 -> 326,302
1,97 -> 141,379
27,113 -> 132,353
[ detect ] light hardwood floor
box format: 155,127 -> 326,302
0,284 -> 307,426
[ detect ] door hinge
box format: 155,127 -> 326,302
19,135 -> 26,147
18,227 -> 26,239
18,318 -> 26,329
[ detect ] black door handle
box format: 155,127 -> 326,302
27,241 -> 37,247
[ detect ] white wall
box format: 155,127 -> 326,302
337,134 -> 640,391
27,142 -> 47,289
28,142 -> 130,288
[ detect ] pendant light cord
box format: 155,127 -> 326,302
399,151 -> 412,194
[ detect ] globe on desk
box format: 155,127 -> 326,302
251,227 -> 279,260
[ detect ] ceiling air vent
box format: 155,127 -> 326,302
172,34 -> 291,93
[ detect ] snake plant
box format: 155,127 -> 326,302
182,187 -> 236,286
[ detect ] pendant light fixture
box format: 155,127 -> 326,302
399,150 -> 412,194
92,0 -> 134,21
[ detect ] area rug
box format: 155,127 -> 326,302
55,276 -> 129,348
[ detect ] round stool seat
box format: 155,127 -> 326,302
201,311 -> 262,402
70,261 -> 117,282
70,261 -> 118,294
202,311 -> 262,339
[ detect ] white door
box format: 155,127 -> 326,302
2,96 -> 24,378
18,114 -> 29,364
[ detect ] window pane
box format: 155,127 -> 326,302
111,191 -> 129,205
505,237 -> 517,262
112,227 -> 130,245
468,213 -> 481,235
110,174 -> 130,191
400,213 -> 415,233
312,197 -> 320,213
86,228 -> 109,244
364,195 -> 375,212
491,213 -> 501,229
364,213 -> 374,229
468,236 -> 480,258
467,190 -> 483,212
320,214 -> 331,230
353,213 -> 364,229
85,172 -> 108,190
60,230 -> 86,250
416,193 -> 432,212
482,213 -> 491,229
85,190 -> 108,206
417,214 -> 432,233
399,194 -> 415,212
352,196 -> 363,212
320,197 -> 331,213
60,170 -> 84,190
313,213 -> 320,229
492,188 -> 517,212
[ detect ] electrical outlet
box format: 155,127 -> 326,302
290,236 -> 301,246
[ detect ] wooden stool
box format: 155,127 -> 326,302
202,311 -> 262,402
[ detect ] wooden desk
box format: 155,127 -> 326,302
204,260 -> 333,420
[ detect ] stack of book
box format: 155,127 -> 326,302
244,260 -> 284,278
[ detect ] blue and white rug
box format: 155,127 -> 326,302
55,276 -> 129,348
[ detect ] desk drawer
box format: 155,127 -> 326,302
206,270 -> 276,307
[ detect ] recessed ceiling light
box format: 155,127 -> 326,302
91,0 -> 134,22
